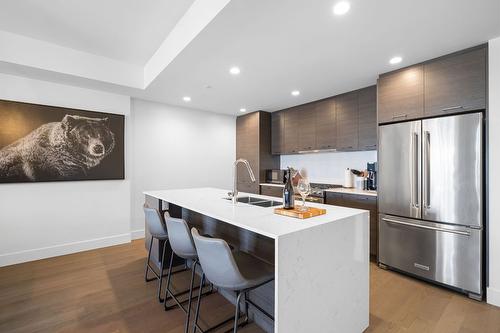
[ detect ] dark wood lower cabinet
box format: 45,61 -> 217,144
260,185 -> 283,198
325,192 -> 378,259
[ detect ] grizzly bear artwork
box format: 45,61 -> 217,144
0,100 -> 124,183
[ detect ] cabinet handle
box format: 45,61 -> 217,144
392,114 -> 408,120
441,105 -> 464,112
364,144 -> 376,148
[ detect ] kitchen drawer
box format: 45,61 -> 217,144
341,193 -> 376,209
379,214 -> 482,295
325,192 -> 344,206
260,185 -> 283,198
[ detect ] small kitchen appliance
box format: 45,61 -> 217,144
367,162 -> 377,190
266,169 -> 286,184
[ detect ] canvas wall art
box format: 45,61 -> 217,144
0,99 -> 125,183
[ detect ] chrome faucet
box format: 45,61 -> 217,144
229,159 -> 256,204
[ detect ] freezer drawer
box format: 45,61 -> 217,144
378,214 -> 482,295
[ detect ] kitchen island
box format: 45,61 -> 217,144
144,187 -> 369,333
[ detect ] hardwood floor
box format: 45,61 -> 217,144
1,240 -> 499,333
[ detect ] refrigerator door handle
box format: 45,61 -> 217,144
424,130 -> 431,209
412,132 -> 420,209
382,217 -> 471,236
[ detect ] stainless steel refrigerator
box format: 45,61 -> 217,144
378,112 -> 483,300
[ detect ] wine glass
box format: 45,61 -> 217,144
297,178 -> 311,212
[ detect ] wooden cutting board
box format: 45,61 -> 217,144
274,206 -> 326,219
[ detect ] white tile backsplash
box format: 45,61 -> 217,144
280,150 -> 377,184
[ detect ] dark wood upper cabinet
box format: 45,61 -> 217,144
378,65 -> 424,123
236,111 -> 279,194
283,107 -> 300,154
297,104 -> 317,151
271,86 -> 377,154
424,47 -> 487,116
358,85 -> 377,150
315,98 -> 336,150
271,111 -> 284,155
336,91 -> 359,151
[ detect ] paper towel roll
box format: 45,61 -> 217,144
344,168 -> 353,188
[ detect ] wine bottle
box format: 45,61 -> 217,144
283,167 -> 295,209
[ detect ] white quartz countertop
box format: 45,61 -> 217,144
325,187 -> 377,197
144,187 -> 367,239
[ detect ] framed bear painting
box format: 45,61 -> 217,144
0,99 -> 125,183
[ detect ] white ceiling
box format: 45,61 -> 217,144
137,0 -> 500,114
0,0 -> 499,115
0,0 -> 195,65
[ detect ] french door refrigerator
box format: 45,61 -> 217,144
378,112 -> 483,299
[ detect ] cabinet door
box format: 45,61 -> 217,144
424,47 -> 486,116
297,104 -> 316,151
271,111 -> 284,155
236,113 -> 259,193
378,65 -> 424,123
336,91 -> 359,151
329,193 -> 378,257
283,108 -> 300,154
358,86 -> 377,150
315,98 -> 336,150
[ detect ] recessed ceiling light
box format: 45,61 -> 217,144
240,108 -> 247,113
333,1 -> 350,15
183,96 -> 191,102
291,90 -> 300,96
229,66 -> 241,75
389,56 -> 403,65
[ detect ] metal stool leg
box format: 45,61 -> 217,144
164,251 -> 175,310
192,273 -> 205,333
233,291 -> 243,333
157,240 -> 167,302
184,260 -> 198,333
144,237 -> 155,282
243,291 -> 249,324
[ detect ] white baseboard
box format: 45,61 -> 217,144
131,229 -> 145,240
0,233 -> 131,268
487,287 -> 500,307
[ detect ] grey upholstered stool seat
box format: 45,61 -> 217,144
191,228 -> 274,333
228,251 -> 274,290
143,205 -> 170,302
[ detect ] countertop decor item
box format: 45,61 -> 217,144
274,206 -> 326,219
297,175 -> 311,211
344,168 -> 353,188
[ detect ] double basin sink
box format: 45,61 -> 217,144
224,196 -> 282,207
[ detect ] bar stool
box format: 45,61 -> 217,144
163,216 -> 208,333
143,205 -> 170,302
191,228 -> 275,333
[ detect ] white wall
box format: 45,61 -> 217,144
281,150 -> 377,184
488,36 -> 500,306
0,73 -> 132,267
130,99 -> 235,235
